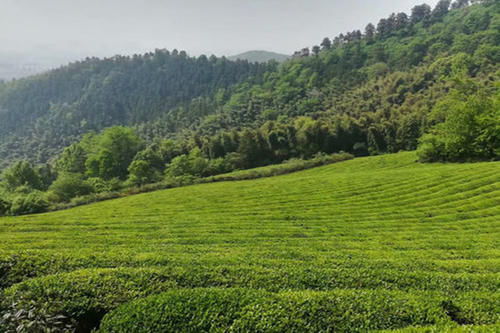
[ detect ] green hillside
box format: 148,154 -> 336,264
0,1 -> 498,170
0,54 -> 272,169
1,152 -> 499,332
228,50 -> 290,63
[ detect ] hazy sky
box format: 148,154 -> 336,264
1,0 -> 439,62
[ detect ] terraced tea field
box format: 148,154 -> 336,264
0,152 -> 499,332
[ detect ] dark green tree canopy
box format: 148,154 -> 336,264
1,161 -> 43,191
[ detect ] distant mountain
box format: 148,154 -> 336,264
228,50 -> 290,63
0,62 -> 47,81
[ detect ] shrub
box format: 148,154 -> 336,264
106,178 -> 123,192
0,255 -> 497,296
417,133 -> 447,162
1,161 -> 43,191
2,263 -> 497,332
165,154 -> 190,177
231,290 -> 444,332
0,268 -> 177,332
417,80 -> 500,162
210,152 -> 354,182
0,197 -> 10,216
98,288 -> 269,333
68,191 -> 121,207
164,148 -> 216,178
98,289 -> 497,332
127,159 -> 160,186
49,173 -> 94,202
87,177 -> 113,193
12,184 -> 34,195
0,300 -> 73,333
84,127 -> 143,180
377,324 -> 500,332
9,191 -> 49,215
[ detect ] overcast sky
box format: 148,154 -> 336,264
1,0 -> 439,63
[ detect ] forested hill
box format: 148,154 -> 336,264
0,53 -> 272,167
0,0 -> 498,170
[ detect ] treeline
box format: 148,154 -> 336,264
0,117 -> 359,215
184,0 -> 498,131
2,71 -> 497,216
295,0 -> 490,58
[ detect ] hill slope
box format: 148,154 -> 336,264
1,152 -> 499,332
0,1 -> 498,171
228,50 -> 290,63
0,53 -> 272,168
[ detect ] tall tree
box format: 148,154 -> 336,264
377,18 -> 390,36
312,45 -> 321,56
411,4 -> 432,24
320,38 -> 332,50
1,161 -> 43,191
395,12 -> 409,29
364,23 -> 376,38
432,0 -> 452,18
85,127 -> 143,180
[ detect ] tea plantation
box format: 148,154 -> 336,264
0,152 -> 498,332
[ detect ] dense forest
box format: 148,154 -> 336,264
0,0 -> 499,215
0,54 -> 273,167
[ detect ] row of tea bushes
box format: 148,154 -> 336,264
98,288 -> 498,332
2,258 -> 498,293
2,267 -> 498,332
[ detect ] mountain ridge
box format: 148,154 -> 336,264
228,50 -> 290,63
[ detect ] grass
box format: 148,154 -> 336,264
0,151 -> 499,332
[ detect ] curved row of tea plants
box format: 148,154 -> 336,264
0,152 -> 499,332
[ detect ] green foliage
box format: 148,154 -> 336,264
0,300 -> 73,333
165,148 -> 228,178
228,50 -> 290,63
0,53 -> 272,170
97,289 -> 266,333
1,161 -> 43,191
0,197 -> 10,216
127,160 -> 160,186
0,268 -> 177,332
98,288 -> 498,332
49,173 -> 94,202
56,143 -> 88,174
164,154 -> 190,178
85,177 -> 114,193
0,2 -> 499,330
9,191 -> 49,215
86,127 -> 143,180
209,152 -> 353,182
0,152 -> 498,331
418,80 -> 500,162
1,1 -> 499,171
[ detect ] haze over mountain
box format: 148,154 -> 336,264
0,0 -> 440,80
228,51 -> 290,63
